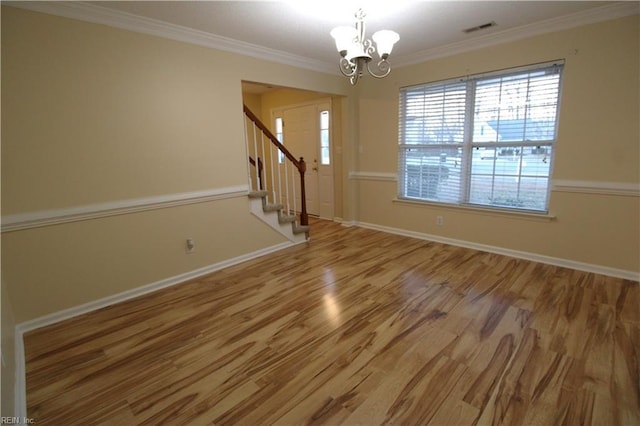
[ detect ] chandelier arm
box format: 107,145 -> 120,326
338,57 -> 357,78
363,39 -> 375,57
367,59 -> 392,79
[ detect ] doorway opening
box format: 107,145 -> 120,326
242,82 -> 342,221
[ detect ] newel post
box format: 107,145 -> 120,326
298,157 -> 309,226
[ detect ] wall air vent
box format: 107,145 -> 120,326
463,21 -> 497,34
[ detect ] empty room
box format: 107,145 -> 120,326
1,1 -> 639,424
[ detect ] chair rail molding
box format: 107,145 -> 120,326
552,180 -> 640,197
349,171 -> 398,182
1,186 -> 249,232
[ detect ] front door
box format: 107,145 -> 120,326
278,101 -> 334,219
283,104 -> 319,216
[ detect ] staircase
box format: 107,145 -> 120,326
248,191 -> 309,243
243,105 -> 310,242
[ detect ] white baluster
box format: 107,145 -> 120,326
292,165 -> 297,216
284,160 -> 290,215
243,115 -> 253,191
270,140 -> 276,207
277,148 -> 283,209
260,131 -> 267,202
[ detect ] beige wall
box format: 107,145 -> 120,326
242,92 -> 262,118
353,14 -> 639,273
1,7 -> 347,215
1,5 -> 349,325
259,89 -> 332,123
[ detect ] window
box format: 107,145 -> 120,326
320,110 -> 330,165
398,62 -> 563,213
275,116 -> 284,164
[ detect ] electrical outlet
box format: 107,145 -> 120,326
436,216 -> 444,226
185,238 -> 195,254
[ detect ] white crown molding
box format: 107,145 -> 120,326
1,185 -> 249,233
10,1 -> 637,76
6,1 -> 337,75
393,2 -> 640,67
552,180 -> 640,197
355,221 -> 639,281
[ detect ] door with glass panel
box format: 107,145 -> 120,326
273,101 -> 334,219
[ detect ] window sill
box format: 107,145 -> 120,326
392,198 -> 557,222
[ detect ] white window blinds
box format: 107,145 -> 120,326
398,61 -> 563,212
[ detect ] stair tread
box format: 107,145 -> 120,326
263,203 -> 283,212
248,190 -> 269,199
293,225 -> 311,235
247,190 -> 309,241
278,215 -> 296,224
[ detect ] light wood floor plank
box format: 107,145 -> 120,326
24,218 -> 640,425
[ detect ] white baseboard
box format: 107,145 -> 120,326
333,217 -> 359,227
12,238 -> 301,419
356,221 -> 640,282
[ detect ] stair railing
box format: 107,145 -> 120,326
243,105 -> 308,226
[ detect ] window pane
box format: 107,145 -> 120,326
469,144 -> 552,211
320,110 -> 329,129
321,130 -> 329,147
320,130 -> 330,165
473,70 -> 560,143
469,175 -> 549,211
401,82 -> 466,146
320,110 -> 330,165
399,147 -> 461,202
275,117 -> 284,163
321,147 -> 330,165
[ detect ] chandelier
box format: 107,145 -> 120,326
330,9 -> 400,85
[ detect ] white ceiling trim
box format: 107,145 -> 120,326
8,1 -> 337,75
393,2 -> 640,67
9,1 -> 639,74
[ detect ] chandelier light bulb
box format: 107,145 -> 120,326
372,30 -> 400,59
330,26 -> 358,57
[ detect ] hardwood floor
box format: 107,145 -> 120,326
25,219 -> 639,425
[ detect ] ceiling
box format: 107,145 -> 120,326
16,1 -> 640,73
